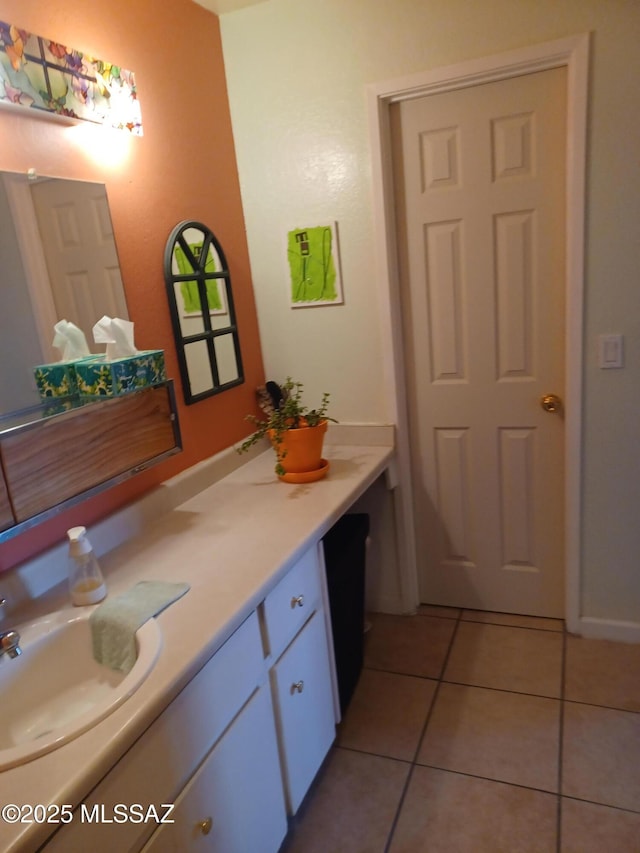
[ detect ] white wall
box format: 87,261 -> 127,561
220,0 -> 640,625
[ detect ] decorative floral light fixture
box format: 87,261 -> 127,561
0,21 -> 142,135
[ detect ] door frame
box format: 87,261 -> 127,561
2,173 -> 58,364
367,34 -> 589,632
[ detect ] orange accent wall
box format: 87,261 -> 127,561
0,0 -> 265,570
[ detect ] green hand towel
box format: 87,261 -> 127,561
90,580 -> 190,674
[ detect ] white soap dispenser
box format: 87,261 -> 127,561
67,526 -> 107,606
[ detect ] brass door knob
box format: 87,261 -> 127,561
540,394 -> 562,413
197,817 -> 213,835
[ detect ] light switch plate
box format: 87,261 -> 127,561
598,334 -> 624,368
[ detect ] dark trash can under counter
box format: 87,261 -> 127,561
322,513 -> 370,715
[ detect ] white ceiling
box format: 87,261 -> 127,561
192,0 -> 267,15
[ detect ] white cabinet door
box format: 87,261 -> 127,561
143,686 -> 287,853
271,611 -> 336,814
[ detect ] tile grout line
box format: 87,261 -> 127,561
439,677 -> 562,702
336,740 -> 640,819
290,609 -> 640,852
365,663 -> 568,704
382,609 -> 464,853
557,793 -> 640,817
461,619 -> 565,634
397,759 -> 562,797
561,696 -> 640,715
556,624 -> 567,853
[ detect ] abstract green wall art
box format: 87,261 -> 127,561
287,223 -> 343,307
174,241 -> 225,315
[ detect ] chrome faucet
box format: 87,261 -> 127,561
0,599 -> 21,659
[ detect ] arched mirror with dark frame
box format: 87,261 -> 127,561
164,221 -> 244,405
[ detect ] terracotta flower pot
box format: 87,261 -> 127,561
268,419 -> 328,475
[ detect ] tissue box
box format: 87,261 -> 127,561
75,350 -> 166,397
33,356 -> 100,401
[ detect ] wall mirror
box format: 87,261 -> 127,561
164,221 -> 244,405
0,171 -> 129,417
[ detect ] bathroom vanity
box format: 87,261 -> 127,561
0,430 -> 394,852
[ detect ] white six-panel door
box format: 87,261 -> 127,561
30,178 -> 128,334
392,67 -> 567,616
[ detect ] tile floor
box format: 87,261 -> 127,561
282,606 -> 640,852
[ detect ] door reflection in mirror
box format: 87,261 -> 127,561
0,172 -> 129,416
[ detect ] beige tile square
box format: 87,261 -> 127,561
562,702 -> 640,811
462,610 -> 564,632
418,683 -> 560,792
364,612 -> 456,678
337,668 -> 437,761
565,634 -> 640,711
389,766 -> 557,852
282,747 -> 409,853
560,798 -> 640,852
444,621 -> 563,697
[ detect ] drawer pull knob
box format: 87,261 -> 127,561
198,817 -> 213,835
290,594 -> 304,609
291,680 -> 304,694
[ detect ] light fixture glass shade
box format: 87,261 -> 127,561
0,21 -> 142,135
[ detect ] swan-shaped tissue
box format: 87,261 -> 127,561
92,315 -> 138,361
52,319 -> 91,361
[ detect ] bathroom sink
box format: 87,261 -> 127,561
0,608 -> 161,770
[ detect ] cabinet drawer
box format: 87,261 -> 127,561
142,686 -> 287,853
263,545 -> 321,659
44,611 -> 264,853
270,610 -> 336,814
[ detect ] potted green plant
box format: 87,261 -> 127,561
237,377 -> 335,480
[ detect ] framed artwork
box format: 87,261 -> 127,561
287,222 -> 343,307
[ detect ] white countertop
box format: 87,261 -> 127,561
0,437 -> 394,852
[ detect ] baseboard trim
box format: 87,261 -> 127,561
574,616 -> 640,644
365,592 -> 408,615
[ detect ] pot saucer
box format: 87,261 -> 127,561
278,458 -> 330,484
